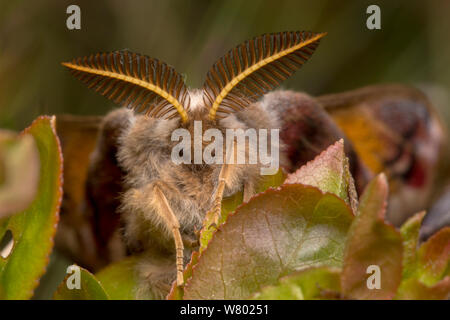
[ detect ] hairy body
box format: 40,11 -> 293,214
91,91 -> 281,297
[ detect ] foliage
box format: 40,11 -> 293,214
166,140 -> 449,300
0,119 -> 448,300
0,130 -> 39,219
0,116 -> 63,299
54,266 -> 109,300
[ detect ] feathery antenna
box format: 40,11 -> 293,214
62,51 -> 190,123
203,31 -> 326,120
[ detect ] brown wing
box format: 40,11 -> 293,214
258,90 -> 371,194
420,184 -> 450,241
55,113 -> 126,271
317,84 -> 446,225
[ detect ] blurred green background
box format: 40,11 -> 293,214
1,0 -> 449,131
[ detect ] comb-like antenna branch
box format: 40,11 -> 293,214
203,31 -> 326,120
62,51 -> 190,123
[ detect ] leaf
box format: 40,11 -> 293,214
199,168 -> 286,253
169,169 -> 286,299
417,227 -> 450,285
251,267 -> 342,300
54,266 -> 109,300
183,184 -> 353,299
0,116 -> 63,299
395,277 -> 450,300
285,139 -> 358,213
0,132 -> 40,219
341,174 -> 403,300
400,211 -> 426,280
62,51 -> 190,122
396,214 -> 450,299
255,167 -> 287,194
198,192 -> 242,254
95,256 -> 140,300
203,31 -> 326,119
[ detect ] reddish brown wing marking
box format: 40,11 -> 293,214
259,90 -> 371,194
318,84 -> 446,225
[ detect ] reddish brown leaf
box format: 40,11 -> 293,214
417,227 -> 450,285
183,184 -> 353,299
285,139 -> 358,214
341,174 -> 403,299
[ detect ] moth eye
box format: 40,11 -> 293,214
211,150 -> 216,157
179,149 -> 184,157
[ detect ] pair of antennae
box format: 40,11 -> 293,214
62,31 -> 326,123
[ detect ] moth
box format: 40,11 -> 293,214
61,31 -> 327,297
59,31 -> 445,298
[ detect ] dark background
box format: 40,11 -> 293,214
1,0 -> 449,131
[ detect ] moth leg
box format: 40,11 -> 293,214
153,185 -> 184,286
212,163 -> 231,225
243,180 -> 255,203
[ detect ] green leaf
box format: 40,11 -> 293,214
252,267 -> 342,300
54,266 -> 109,300
341,174 -> 403,300
285,140 -> 358,214
395,277 -> 450,300
417,227 -> 450,285
0,116 -> 63,299
400,211 -> 426,280
95,256 -> 140,300
254,168 -> 287,194
396,214 -> 450,299
198,192 -> 242,255
0,131 -> 39,219
172,169 -> 286,298
199,168 -> 286,253
183,184 -> 353,299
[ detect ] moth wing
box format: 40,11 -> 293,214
56,113 -> 126,270
318,84 -> 446,225
420,184 -> 450,241
259,90 -> 371,194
